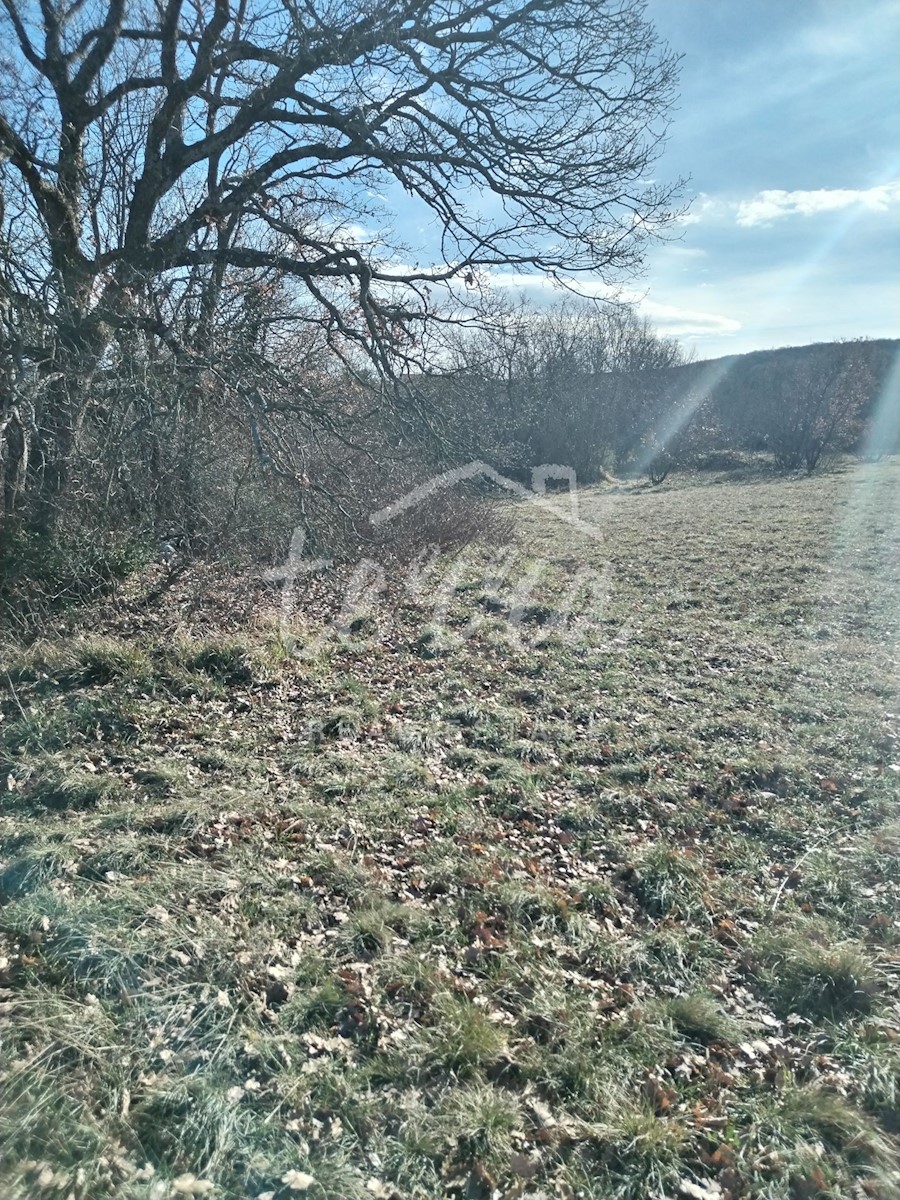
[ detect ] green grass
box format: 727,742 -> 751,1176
1,459 -> 899,1198
749,925 -> 884,1020
629,843 -> 711,920
663,991 -> 741,1044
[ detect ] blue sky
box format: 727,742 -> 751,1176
636,0 -> 900,357
384,1 -> 900,361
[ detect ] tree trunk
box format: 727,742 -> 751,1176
0,404 -> 29,515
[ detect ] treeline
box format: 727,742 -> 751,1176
426,304 -> 899,485
660,337 -> 899,473
1,293 -> 897,621
423,302 -> 687,485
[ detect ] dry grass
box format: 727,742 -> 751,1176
1,459 -> 899,1199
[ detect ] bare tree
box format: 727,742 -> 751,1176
742,341 -> 874,473
436,298 -> 685,479
0,0 -> 681,527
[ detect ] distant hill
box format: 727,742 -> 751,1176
674,336 -> 899,391
645,337 -> 900,460
416,332 -> 899,482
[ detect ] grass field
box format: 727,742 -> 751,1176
2,460 -> 899,1200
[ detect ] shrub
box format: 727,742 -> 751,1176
647,451 -> 672,485
0,519 -> 152,630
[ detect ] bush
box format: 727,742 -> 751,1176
0,519 -> 152,630
368,482 -> 515,562
647,451 -> 672,485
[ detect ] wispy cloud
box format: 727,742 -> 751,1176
480,271 -> 620,301
661,246 -> 708,261
735,181 -> 900,227
674,193 -> 718,226
484,271 -> 740,339
640,300 -> 740,339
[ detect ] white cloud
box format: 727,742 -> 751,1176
638,300 -> 741,339
480,271 -> 558,293
736,181 -> 900,227
661,246 -> 708,261
673,194 -> 718,227
485,270 -> 740,339
476,271 -> 624,303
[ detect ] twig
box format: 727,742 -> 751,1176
771,837 -> 828,912
4,669 -> 31,727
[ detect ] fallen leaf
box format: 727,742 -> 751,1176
281,1170 -> 316,1192
679,1180 -> 722,1200
172,1174 -> 216,1196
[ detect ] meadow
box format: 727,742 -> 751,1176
1,460 -> 899,1200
